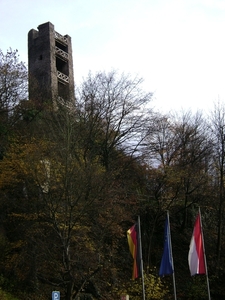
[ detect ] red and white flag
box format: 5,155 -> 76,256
188,213 -> 206,276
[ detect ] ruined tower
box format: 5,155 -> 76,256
28,22 -> 75,107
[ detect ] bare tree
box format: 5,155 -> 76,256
0,48 -> 27,115
209,101 -> 225,270
76,70 -> 153,170
144,110 -> 211,222
0,48 -> 27,158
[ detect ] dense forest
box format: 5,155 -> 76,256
1,48 -> 225,300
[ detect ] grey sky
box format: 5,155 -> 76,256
1,0 -> 225,113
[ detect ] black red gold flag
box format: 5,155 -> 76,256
127,223 -> 141,279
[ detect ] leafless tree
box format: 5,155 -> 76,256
76,70 -> 153,170
209,101 -> 225,270
0,48 -> 27,157
0,48 -> 27,115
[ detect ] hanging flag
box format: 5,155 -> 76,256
188,213 -> 206,276
127,223 -> 141,279
159,213 -> 174,276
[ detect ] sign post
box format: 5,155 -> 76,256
52,291 -> 60,300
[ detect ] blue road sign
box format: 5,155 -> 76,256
52,291 -> 60,300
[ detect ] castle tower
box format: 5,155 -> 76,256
28,22 -> 75,107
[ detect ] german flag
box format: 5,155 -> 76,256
127,223 -> 141,279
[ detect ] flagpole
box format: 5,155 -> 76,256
137,215 -> 146,300
199,207 -> 211,300
167,211 -> 177,300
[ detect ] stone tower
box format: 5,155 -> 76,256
28,22 -> 75,107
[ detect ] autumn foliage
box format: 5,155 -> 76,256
1,50 -> 225,300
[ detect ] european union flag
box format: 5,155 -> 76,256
159,213 -> 174,276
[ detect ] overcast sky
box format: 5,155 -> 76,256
1,0 -> 225,114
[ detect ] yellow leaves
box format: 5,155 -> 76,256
114,272 -> 169,300
0,289 -> 19,300
0,137 -> 53,189
9,212 -> 39,221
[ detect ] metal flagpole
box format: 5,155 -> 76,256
137,215 -> 146,300
167,211 -> 177,300
199,207 -> 211,300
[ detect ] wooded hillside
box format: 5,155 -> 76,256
0,49 -> 225,300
